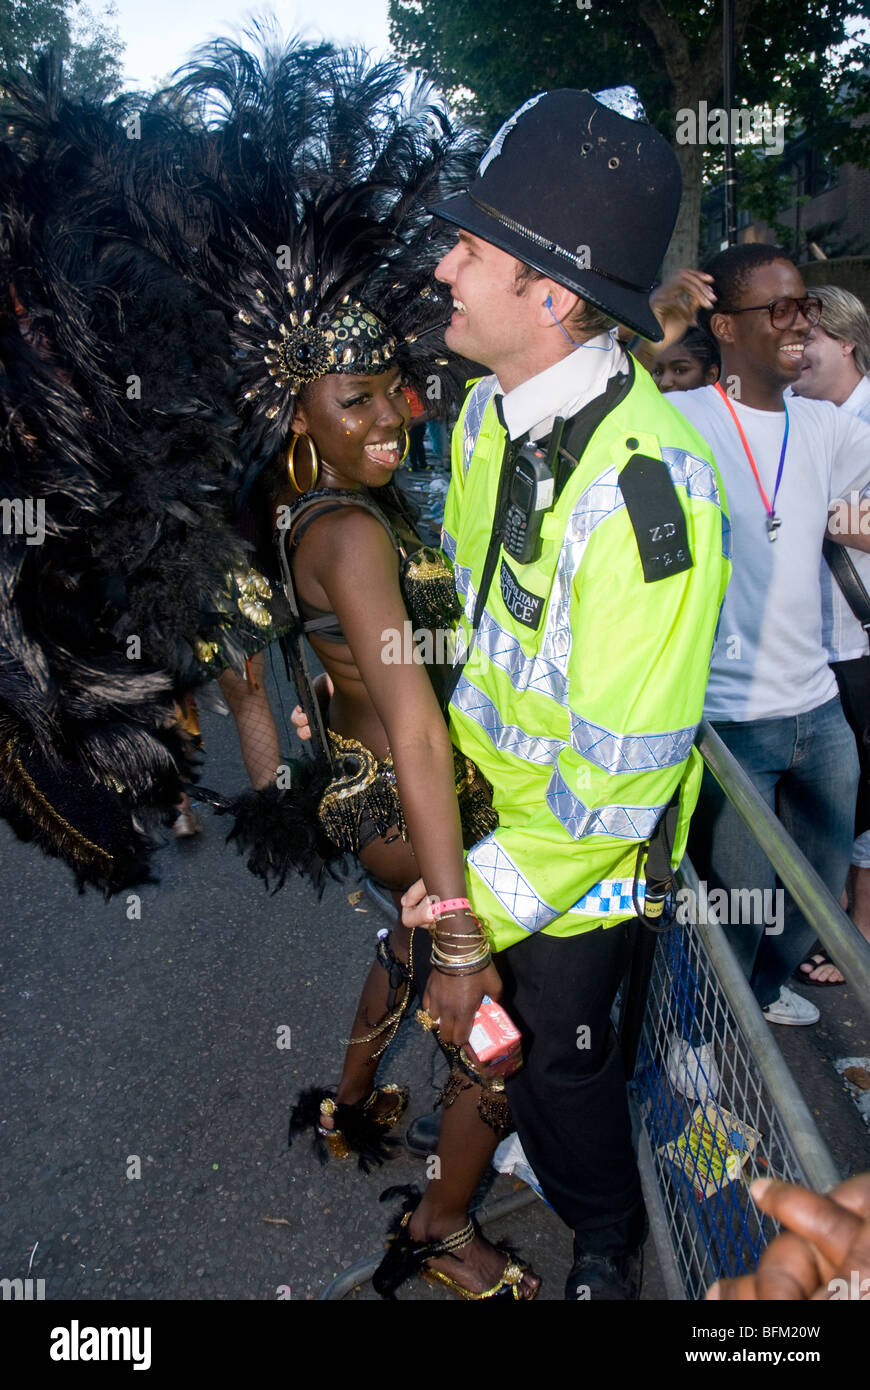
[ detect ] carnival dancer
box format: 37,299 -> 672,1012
155,38 -> 541,1300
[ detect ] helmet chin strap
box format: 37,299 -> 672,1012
545,295 -> 619,352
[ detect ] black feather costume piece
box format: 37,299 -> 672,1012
196,751 -> 347,896
0,57 -> 258,892
288,1087 -> 401,1173
371,1184 -> 531,1300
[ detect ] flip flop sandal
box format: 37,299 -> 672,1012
794,946 -> 845,987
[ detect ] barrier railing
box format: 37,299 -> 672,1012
631,720 -> 870,1299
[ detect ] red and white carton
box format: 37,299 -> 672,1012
466,995 -> 522,1070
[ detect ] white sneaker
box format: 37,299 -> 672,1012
667,1038 -> 721,1102
762,986 -> 820,1027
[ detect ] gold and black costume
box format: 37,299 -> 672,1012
278,486 -> 498,859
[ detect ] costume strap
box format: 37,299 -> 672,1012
275,491 -> 405,767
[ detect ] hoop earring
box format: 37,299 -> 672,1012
399,429 -> 410,464
287,433 -> 320,492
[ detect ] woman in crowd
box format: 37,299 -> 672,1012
651,325 -> 720,393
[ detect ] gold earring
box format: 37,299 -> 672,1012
399,428 -> 410,463
287,433 -> 320,492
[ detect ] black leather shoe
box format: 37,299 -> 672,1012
565,1248 -> 643,1301
405,1110 -> 442,1157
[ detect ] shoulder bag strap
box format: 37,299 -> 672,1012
823,536 -> 870,631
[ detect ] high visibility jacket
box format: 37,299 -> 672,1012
442,360 -> 731,953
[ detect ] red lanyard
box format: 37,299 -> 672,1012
714,383 -> 789,540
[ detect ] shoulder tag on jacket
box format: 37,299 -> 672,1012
619,453 -> 693,583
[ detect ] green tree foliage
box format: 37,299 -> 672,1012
0,0 -> 124,97
389,0 -> 869,269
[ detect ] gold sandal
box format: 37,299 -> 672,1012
373,1206 -> 539,1301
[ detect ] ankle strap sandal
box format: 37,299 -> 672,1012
372,1195 -> 538,1301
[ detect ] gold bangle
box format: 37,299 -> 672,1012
431,939 -> 490,957
431,946 -> 491,968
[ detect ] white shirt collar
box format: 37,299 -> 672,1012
842,374 -> 870,423
499,332 -> 628,442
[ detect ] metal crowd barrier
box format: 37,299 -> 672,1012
631,720 -> 870,1300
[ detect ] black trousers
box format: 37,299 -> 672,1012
498,922 -> 646,1257
831,655 -> 870,838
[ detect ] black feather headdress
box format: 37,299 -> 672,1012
144,34 -> 482,464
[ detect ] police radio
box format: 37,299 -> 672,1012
502,418 -> 565,565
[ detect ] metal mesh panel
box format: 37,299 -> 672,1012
632,919 -> 804,1301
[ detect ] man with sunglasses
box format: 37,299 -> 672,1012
670,244 -> 870,1025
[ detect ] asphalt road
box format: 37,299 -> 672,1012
1,647 -> 866,1304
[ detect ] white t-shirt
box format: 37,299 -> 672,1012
669,386 -> 870,721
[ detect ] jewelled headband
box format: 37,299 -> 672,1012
237,277 -> 398,417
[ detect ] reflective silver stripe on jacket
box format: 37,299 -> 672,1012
462,375 -> 499,476
546,766 -> 667,840
467,834 -> 559,932
660,447 -> 722,508
441,528 -> 457,562
451,675 -> 564,765
453,559 -> 474,604
473,608 -> 568,700
569,713 -> 697,773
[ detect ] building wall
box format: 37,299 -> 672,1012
744,159 -> 870,259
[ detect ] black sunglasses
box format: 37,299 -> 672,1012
718,296 -> 823,329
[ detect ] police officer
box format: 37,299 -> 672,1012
401,87 -> 731,1300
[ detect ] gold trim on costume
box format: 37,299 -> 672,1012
0,740 -> 114,865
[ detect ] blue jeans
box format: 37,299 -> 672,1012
688,697 -> 859,1009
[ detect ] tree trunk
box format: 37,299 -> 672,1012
663,140 -> 705,278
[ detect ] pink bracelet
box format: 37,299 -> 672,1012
429,897 -> 472,919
